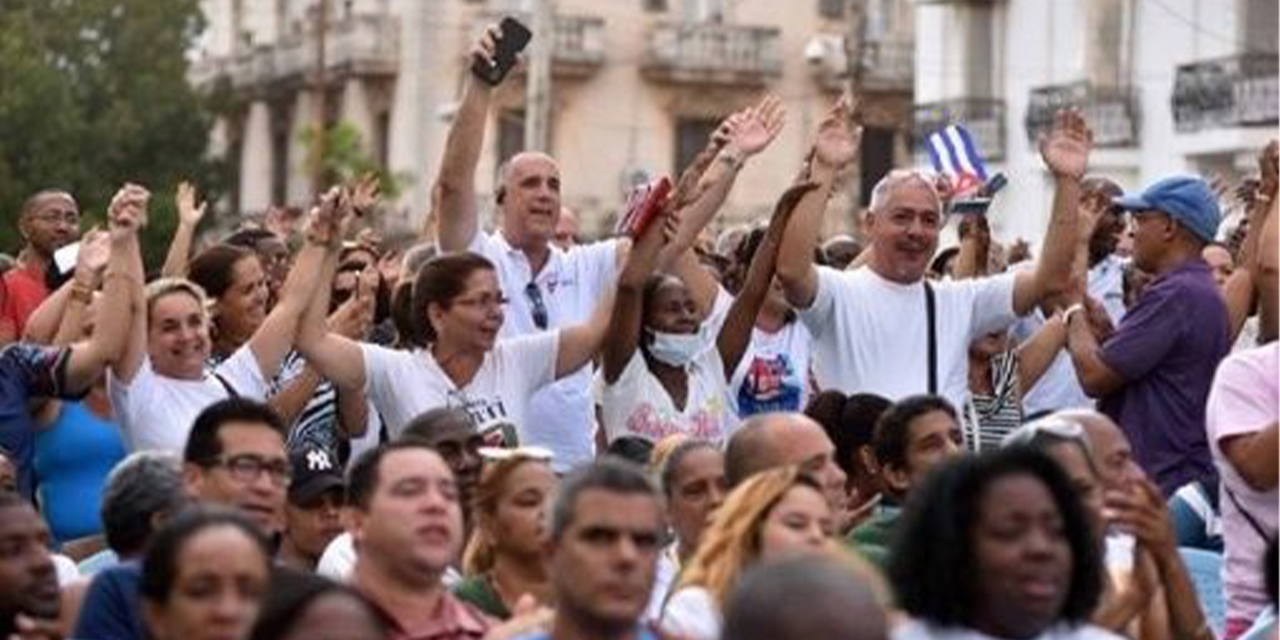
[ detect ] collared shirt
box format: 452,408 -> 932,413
365,589 -> 493,640
1099,257 -> 1229,495
467,230 -> 620,472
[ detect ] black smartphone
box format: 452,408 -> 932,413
471,17 -> 533,86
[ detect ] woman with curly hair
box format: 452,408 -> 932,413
660,466 -> 836,640
452,448 -> 557,619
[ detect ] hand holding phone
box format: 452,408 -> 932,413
471,17 -> 532,86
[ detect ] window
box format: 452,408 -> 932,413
497,110 -> 526,170
674,118 -> 720,177
819,0 -> 845,20
859,127 -> 895,206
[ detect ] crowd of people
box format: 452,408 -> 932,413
0,23 -> 1276,640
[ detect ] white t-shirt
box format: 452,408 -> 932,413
661,585 -> 721,640
361,332 -> 559,443
892,620 -> 1125,640
645,544 -> 681,622
108,345 -> 270,452
728,321 -> 813,419
316,532 -> 461,586
1010,255 -> 1127,415
799,266 -> 1018,410
598,347 -> 732,446
468,231 -> 619,472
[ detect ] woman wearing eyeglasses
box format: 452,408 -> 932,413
453,448 -> 557,619
297,239 -> 612,442
599,183 -> 816,447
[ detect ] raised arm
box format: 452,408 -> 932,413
65,185 -> 147,393
247,189 -> 348,380
294,194 -> 368,392
776,95 -> 861,308
23,230 -> 107,345
1013,109 -> 1090,316
718,182 -> 815,377
1252,141 -> 1279,344
601,206 -> 672,384
160,182 -> 207,278
434,25 -> 502,251
1013,310 -> 1068,395
657,96 -> 786,269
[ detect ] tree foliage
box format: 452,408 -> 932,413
0,0 -> 223,267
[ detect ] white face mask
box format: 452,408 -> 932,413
644,329 -> 703,367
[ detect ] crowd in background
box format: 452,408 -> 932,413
0,22 -> 1276,640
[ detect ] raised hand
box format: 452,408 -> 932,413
306,186 -> 347,248
727,95 -> 786,157
471,23 -> 506,88
350,173 -> 381,218
1104,477 -> 1177,556
813,94 -> 862,170
107,183 -> 150,239
76,228 -> 111,278
175,181 -> 207,227
1039,108 -> 1093,180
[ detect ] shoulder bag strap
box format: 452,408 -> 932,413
925,281 -> 938,396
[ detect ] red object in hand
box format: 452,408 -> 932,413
616,177 -> 672,238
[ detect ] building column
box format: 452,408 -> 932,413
240,100 -> 274,213
341,78 -> 376,153
287,92 -> 317,204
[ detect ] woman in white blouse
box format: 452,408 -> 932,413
109,192 -> 344,452
296,239 -> 610,443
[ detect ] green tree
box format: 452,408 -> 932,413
0,0 -> 224,268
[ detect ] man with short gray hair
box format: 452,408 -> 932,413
80,451 -> 188,575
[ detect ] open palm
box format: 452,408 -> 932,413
1039,109 -> 1092,179
814,95 -> 862,168
729,95 -> 786,157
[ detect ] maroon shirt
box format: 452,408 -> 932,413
1098,257 -> 1229,495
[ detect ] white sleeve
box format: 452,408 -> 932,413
660,587 -> 722,640
584,238 -> 622,294
966,271 -> 1019,338
498,331 -> 560,393
215,344 -> 271,400
360,342 -> 401,400
797,266 -> 842,338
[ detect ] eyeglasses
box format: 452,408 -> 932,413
206,454 -> 292,486
30,210 -> 80,226
525,281 -> 548,330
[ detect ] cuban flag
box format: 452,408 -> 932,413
926,124 -> 988,198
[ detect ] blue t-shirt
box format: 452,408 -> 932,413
1098,258 -> 1229,495
0,343 -> 78,498
35,401 -> 126,542
73,562 -> 144,640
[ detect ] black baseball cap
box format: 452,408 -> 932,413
287,447 -> 345,506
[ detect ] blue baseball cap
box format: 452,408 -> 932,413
1112,175 -> 1221,243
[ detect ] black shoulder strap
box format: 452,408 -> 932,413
1224,484 -> 1271,543
211,371 -> 240,398
925,281 -> 938,395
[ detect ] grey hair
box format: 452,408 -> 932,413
100,451 -> 189,557
399,242 -> 439,280
549,458 -> 662,541
867,169 -> 942,215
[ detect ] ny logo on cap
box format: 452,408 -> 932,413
306,449 -> 333,472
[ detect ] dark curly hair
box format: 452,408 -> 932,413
888,447 -> 1104,629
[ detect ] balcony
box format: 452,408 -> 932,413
913,98 -> 1006,161
858,38 -> 914,93
476,13 -> 606,78
642,23 -> 782,86
1172,53 -> 1278,133
1025,82 -> 1139,148
191,13 -> 400,91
